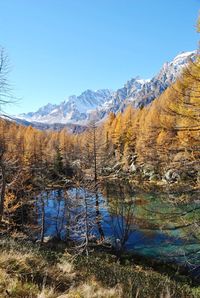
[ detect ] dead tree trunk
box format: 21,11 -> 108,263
0,158 -> 6,221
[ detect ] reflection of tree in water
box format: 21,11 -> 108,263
54,190 -> 65,238
141,191 -> 200,270
95,191 -> 105,241
36,181 -> 200,274
157,197 -> 200,271
105,183 -> 136,257
104,182 -> 200,267
36,183 -> 105,253
66,185 -> 103,256
37,190 -> 69,241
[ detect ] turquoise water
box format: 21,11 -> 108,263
36,185 -> 200,269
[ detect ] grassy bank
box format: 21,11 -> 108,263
0,236 -> 200,298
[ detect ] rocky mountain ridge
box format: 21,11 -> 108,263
16,51 -> 195,126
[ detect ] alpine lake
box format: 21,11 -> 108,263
35,181 -> 200,278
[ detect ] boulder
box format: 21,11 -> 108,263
101,167 -> 113,175
129,162 -> 137,173
142,166 -> 156,180
164,169 -> 180,183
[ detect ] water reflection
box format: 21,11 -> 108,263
36,183 -> 200,267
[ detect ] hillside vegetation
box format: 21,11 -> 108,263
0,236 -> 199,298
1,58 -> 199,195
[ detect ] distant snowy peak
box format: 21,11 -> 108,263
66,89 -> 112,110
125,50 -> 196,108
124,77 -> 150,93
19,103 -> 57,120
157,51 -> 196,81
18,89 -> 113,124
17,50 -> 196,126
171,51 -> 195,66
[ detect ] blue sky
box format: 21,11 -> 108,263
0,0 -> 199,114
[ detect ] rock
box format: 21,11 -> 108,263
71,160 -> 81,169
142,166 -> 156,180
63,178 -> 71,185
164,169 -> 180,183
43,236 -> 53,243
129,162 -> 137,173
101,167 -> 113,175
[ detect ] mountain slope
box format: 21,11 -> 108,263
18,89 -> 112,124
17,51 -> 195,125
97,51 -> 195,119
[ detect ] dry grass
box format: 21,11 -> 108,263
0,238 -> 123,298
58,281 -> 122,298
0,243 -> 71,297
0,237 -> 200,297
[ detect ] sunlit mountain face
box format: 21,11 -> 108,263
15,51 -> 195,126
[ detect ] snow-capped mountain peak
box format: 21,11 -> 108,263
171,51 -> 195,66
18,89 -> 113,124
17,50 -> 196,126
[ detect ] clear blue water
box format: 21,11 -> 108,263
36,186 -> 200,269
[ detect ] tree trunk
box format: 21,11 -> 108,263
40,197 -> 45,243
95,192 -> 105,241
0,161 -> 6,221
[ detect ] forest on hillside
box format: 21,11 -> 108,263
0,55 -> 200,219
